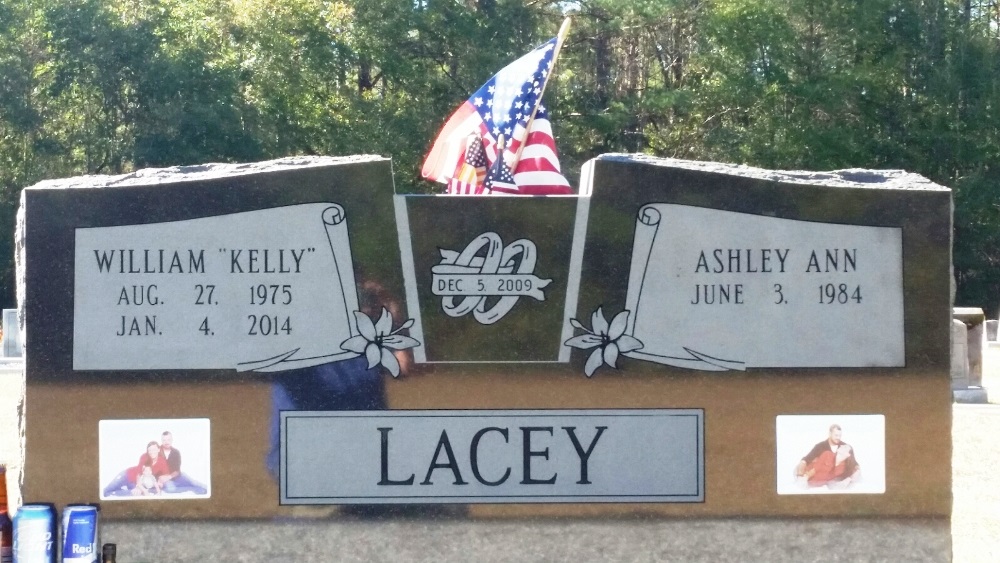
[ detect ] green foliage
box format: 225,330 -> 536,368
1,0 -> 1000,310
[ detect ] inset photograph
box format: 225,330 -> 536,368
776,414 -> 885,495
99,418 -> 211,500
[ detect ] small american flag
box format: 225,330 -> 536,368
447,134 -> 488,194
483,152 -> 518,193
423,37 -> 572,195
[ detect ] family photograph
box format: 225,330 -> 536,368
99,418 -> 211,500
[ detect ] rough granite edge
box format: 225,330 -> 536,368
11,188 -> 27,509
596,154 -> 949,191
25,155 -> 387,190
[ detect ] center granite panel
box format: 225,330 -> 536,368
16,155 -> 952,519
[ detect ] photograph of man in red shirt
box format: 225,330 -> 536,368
794,424 -> 861,489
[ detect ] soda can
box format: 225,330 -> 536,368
61,505 -> 98,563
11,504 -> 56,563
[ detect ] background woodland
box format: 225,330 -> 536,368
2,0 -> 1000,311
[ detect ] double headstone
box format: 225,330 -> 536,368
15,155 -> 952,519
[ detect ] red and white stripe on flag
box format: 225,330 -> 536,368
422,102 -> 482,185
512,114 -> 571,195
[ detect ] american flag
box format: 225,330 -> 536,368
423,38 -> 572,195
483,150 -> 518,193
446,134 -> 488,194
510,105 -> 570,194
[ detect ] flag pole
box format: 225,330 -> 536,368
511,17 -> 572,168
485,133 -> 506,193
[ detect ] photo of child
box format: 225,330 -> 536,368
137,461 -> 162,496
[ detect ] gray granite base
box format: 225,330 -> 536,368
954,387 -> 990,404
103,518 -> 951,563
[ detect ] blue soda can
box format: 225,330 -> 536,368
61,505 -> 98,563
11,504 -> 55,563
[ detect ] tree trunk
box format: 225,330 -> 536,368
358,57 -> 373,94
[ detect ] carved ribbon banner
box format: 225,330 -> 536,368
431,232 -> 552,325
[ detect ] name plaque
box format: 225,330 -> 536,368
280,409 -> 704,504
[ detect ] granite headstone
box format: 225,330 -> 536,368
15,155 -> 952,520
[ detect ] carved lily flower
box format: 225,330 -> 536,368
564,307 -> 643,377
341,308 -> 419,377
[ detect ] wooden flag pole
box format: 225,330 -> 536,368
511,17 -> 572,169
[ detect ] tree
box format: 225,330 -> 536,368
2,0 -> 1000,311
